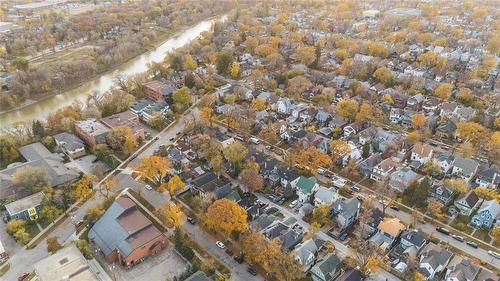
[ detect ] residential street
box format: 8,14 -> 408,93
182,222 -> 265,281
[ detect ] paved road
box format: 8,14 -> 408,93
182,222 -> 264,281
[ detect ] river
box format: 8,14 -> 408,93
0,15 -> 226,128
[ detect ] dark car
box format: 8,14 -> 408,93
247,267 -> 257,276
466,241 -> 478,248
436,227 -> 450,235
169,137 -> 175,141
234,253 -> 244,264
389,205 -> 399,211
339,232 -> 349,241
187,217 -> 195,225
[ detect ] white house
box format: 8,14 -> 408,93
314,186 -> 338,206
410,142 -> 433,165
419,243 -> 453,280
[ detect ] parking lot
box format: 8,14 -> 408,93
106,245 -> 189,281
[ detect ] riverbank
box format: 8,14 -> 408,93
0,14 -> 224,117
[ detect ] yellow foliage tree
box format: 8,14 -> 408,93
230,62 -> 240,79
135,156 -> 171,187
74,174 -> 97,201
336,99 -> 359,121
456,122 -> 487,145
158,202 -> 184,227
162,174 -> 185,195
204,199 -> 248,237
252,98 -> 267,111
329,139 -> 351,160
291,146 -> 332,171
199,106 -> 216,127
184,55 -> 197,70
412,113 -> 427,129
434,83 -> 453,100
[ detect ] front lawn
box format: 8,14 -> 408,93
473,229 -> 492,243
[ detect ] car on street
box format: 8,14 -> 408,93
216,241 -> 225,249
488,251 -> 500,259
18,273 -> 29,281
316,168 -> 326,175
452,235 -> 464,242
154,136 -> 159,140
436,227 -> 450,235
247,267 -> 257,276
351,186 -> 360,192
389,205 -> 399,211
289,200 -> 298,208
145,184 -> 153,191
187,217 -> 195,224
234,253 -> 244,263
466,241 -> 478,248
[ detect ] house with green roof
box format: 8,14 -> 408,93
311,253 -> 342,281
294,176 -> 319,203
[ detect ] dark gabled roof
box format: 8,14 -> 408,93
278,166 -> 300,181
336,268 -> 364,281
313,254 -> 341,280
191,172 -> 218,188
401,228 -> 427,248
437,120 -> 457,133
456,190 -> 479,208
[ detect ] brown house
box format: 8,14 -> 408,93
100,110 -> 145,141
88,197 -> 168,267
74,119 -> 110,147
143,80 -> 176,102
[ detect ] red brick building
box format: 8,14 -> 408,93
74,119 -> 110,147
88,197 -> 168,267
100,110 -> 146,141
143,80 -> 176,102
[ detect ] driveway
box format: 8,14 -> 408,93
182,222 -> 264,281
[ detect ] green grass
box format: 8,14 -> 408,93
25,223 -> 41,239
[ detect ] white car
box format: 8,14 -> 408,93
488,251 -> 500,259
145,184 -> 153,191
289,200 -> 298,208
216,241 -> 225,249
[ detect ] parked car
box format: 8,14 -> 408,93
436,227 -> 450,235
145,184 -> 153,191
317,168 -> 326,175
169,137 -> 175,141
389,205 -> 399,211
339,232 -> 349,241
187,217 -> 195,225
216,241 -> 225,249
351,186 -> 360,192
154,136 -> 159,140
234,253 -> 244,263
250,137 -> 260,144
289,200 -> 298,208
18,273 -> 29,281
466,241 -> 478,248
247,267 -> 257,276
488,251 -> 500,259
452,235 -> 464,242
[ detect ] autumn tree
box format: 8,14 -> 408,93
290,146 -> 332,171
98,177 -> 116,200
106,125 -> 137,155
223,141 -> 248,174
6,219 -> 26,235
367,42 -> 389,58
330,139 -> 351,160
73,174 -> 97,201
286,75 -> 312,98
312,205 -> 330,226
162,174 -> 185,195
456,122 -> 487,146
148,112 -> 167,130
46,236 -> 63,253
296,46 -> 316,66
258,126 -> 279,145
216,51 -> 233,74
229,62 -> 240,79
492,226 -> 500,242
135,155 -> 171,187
184,55 -> 197,70
239,168 -> 264,192
336,99 -> 359,121
412,114 -> 427,129
427,199 -> 445,220
40,204 -> 62,222
373,67 -> 393,86
444,178 -> 468,194
12,166 -> 50,193
86,205 -> 104,223
204,199 -> 248,237
199,106 -> 216,127
158,202 -> 184,227
244,36 -> 259,53
407,131 -> 421,143
356,102 -> 377,122
434,83 -> 452,100
241,231 -> 268,265
475,188 -> 499,200
251,98 -> 267,111
172,86 -> 191,112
